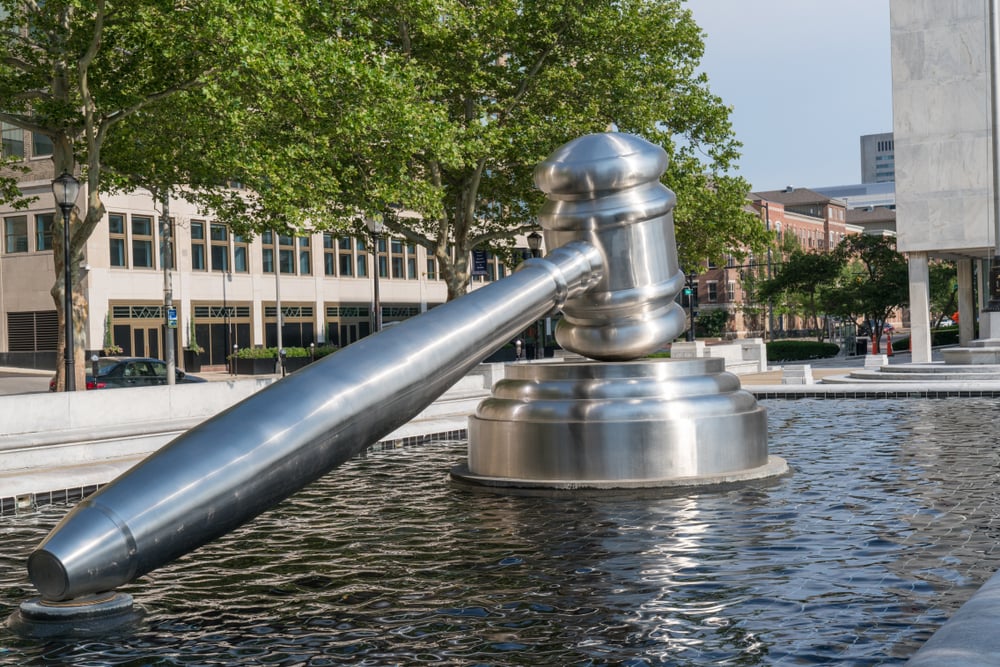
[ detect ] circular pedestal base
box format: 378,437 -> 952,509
7,592 -> 144,638
451,455 -> 789,497
454,358 -> 785,493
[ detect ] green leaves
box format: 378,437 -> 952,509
2,0 -> 758,304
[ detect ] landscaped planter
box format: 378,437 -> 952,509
236,357 -> 278,375
281,357 -> 312,373
183,349 -> 202,373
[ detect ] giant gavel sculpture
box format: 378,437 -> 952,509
18,134 -> 783,632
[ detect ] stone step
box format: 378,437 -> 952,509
821,367 -> 1000,383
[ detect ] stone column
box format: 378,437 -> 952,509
958,258 -> 975,345
908,252 -> 932,362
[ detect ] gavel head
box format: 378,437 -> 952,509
533,132 -> 687,361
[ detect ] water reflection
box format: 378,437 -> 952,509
2,398 -> 999,664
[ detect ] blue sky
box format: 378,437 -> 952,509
686,0 -> 892,192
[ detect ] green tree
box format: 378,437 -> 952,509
826,235 -> 909,353
202,0 -> 766,300
0,0 -> 294,389
928,261 -> 958,327
758,250 -> 843,341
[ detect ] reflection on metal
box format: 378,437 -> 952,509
455,358 -> 784,491
28,240 -> 603,602
534,133 -> 687,360
9,592 -> 144,638
455,134 -> 780,492
25,133 -> 779,616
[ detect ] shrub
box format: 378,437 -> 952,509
931,327 -> 960,347
233,345 -> 339,360
766,340 -> 839,362
313,344 -> 338,359
233,346 -> 278,359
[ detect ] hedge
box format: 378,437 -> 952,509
891,328 -> 962,352
232,345 -> 338,360
766,340 -> 840,362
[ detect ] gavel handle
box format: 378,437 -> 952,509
28,241 -> 604,601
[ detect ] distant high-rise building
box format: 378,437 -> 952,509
860,132 -> 894,183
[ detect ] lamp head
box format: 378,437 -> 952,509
52,171 -> 80,213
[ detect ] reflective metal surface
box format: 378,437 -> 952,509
456,134 -> 775,492
457,358 -> 783,490
28,241 -> 604,601
27,132 -> 771,608
534,133 -> 686,361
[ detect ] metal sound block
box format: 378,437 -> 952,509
452,358 -> 788,492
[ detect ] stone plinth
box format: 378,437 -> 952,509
781,365 -> 814,385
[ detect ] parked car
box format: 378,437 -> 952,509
49,357 -> 206,391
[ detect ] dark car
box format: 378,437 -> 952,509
49,357 -> 206,391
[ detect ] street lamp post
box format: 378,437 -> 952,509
366,216 -> 385,333
527,232 -> 543,359
52,171 -> 80,392
685,272 -> 696,341
762,202 -> 774,341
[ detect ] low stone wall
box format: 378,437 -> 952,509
0,377 -> 276,471
670,338 -> 768,374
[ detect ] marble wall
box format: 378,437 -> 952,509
891,0 -> 995,254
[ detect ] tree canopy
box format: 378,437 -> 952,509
758,249 -> 842,341
1,0 -> 767,389
192,0 -> 766,299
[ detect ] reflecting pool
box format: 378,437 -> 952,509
2,398 -> 1000,665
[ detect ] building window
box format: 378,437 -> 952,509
35,213 -> 54,251
190,220 -> 206,271
132,215 -> 154,268
707,281 -> 718,303
426,257 -> 438,280
323,233 -> 336,276
406,242 -> 417,279
390,238 -> 405,279
4,215 -> 27,253
31,132 -> 53,157
262,230 -> 275,273
376,237 -> 388,278
1,122 -> 23,158
109,213 -> 127,266
210,223 -> 229,272
726,281 -> 736,302
332,236 -> 351,276
234,234 -> 249,272
278,233 -> 295,274
298,236 -> 311,275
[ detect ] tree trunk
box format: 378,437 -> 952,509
50,277 -> 86,392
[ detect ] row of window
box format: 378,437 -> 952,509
3,210 -> 511,282
4,213 -> 53,253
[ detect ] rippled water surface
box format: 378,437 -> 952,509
3,398 -> 1000,665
